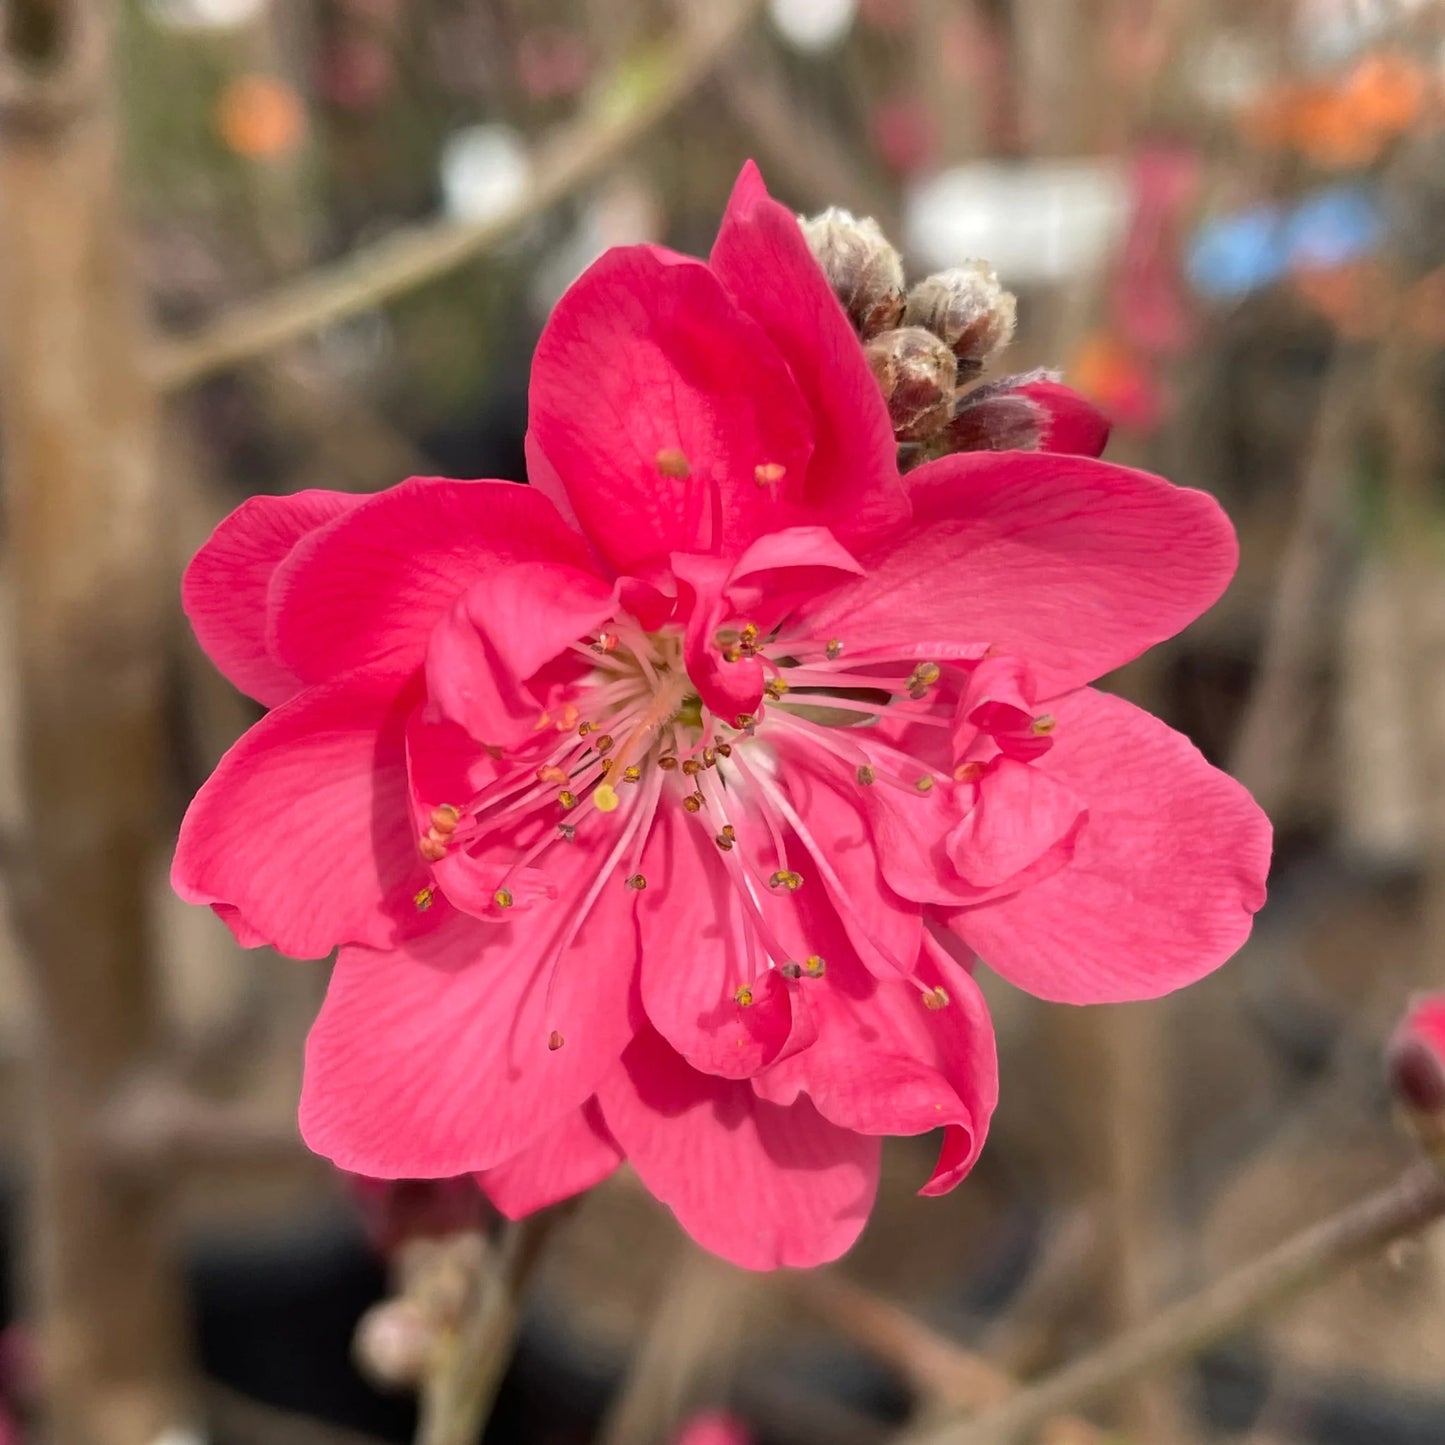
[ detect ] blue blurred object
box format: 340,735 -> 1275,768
1186,204 -> 1288,299
1283,184 -> 1384,270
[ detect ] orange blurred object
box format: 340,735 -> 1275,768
1291,260 -> 1392,341
216,74 -> 307,160
1341,51 -> 1427,136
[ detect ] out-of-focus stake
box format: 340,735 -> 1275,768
0,2 -> 191,1443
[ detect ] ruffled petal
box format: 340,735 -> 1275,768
528,244 -> 815,573
171,666 -> 427,959
945,758 -> 1085,892
475,1101 -> 622,1218
597,1027 -> 880,1270
753,942 -> 997,1195
300,901 -> 639,1176
949,688 -> 1272,1002
182,489 -> 365,707
709,163 -> 910,547
802,451 -> 1239,698
269,477 -> 590,686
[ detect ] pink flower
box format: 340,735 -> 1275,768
1389,995 -> 1445,1116
174,163 -> 1270,1270
673,1412 -> 752,1445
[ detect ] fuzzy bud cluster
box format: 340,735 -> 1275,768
799,207 -> 906,340
799,206 -> 1021,453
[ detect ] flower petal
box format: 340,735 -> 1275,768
475,1100 -> 622,1218
183,489 -> 365,707
803,451 -> 1239,698
597,1027 -> 879,1270
949,688 -> 1272,1002
528,244 -> 815,573
269,477 -> 590,686
753,942 -> 997,1196
1020,380 -> 1112,457
637,800 -> 815,1079
709,163 -> 910,546
171,666 -> 427,959
300,901 -> 638,1176
945,758 -> 1085,892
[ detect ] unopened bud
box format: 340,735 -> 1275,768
800,207 -> 905,340
903,263 -> 1017,377
353,1298 -> 437,1388
1388,995 -> 1445,1162
865,326 -> 958,441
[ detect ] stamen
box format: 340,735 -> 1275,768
594,782 -> 620,813
954,761 -> 985,782
1031,713 -> 1056,735
923,985 -> 950,1010
494,888 -> 514,909
780,961 -> 803,979
857,765 -> 876,786
734,984 -> 755,1006
656,447 -> 690,479
626,873 -> 647,890
548,1030 -> 565,1051
803,955 -> 827,978
826,638 -> 843,659
537,764 -> 569,785
754,462 -> 786,488
414,887 -> 435,911
558,790 -> 578,810
769,869 -> 804,891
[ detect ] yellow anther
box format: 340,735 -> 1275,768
923,985 -> 950,1011
825,638 -> 843,660
765,678 -> 790,700
626,873 -> 647,890
734,712 -> 756,730
419,836 -> 448,862
594,734 -> 615,754
658,755 -> 679,770
740,623 -> 760,643
734,985 -> 755,1007
494,888 -> 514,909
1031,713 -> 1057,735
533,710 -> 553,731
537,764 -> 568,785
769,869 -> 804,892
715,825 -> 736,851
716,741 -> 733,758
578,721 -> 594,736
721,645 -> 743,663
911,662 -> 941,686
599,758 -> 614,774
682,793 -> 704,813
681,758 -> 701,776
558,789 -> 578,810
856,765 -> 876,786
430,804 -> 461,834
655,447 -> 691,479
413,887 -> 435,911
557,703 -> 580,731
954,761 -> 985,783
594,782 -> 620,813
702,747 -> 718,768
754,462 -> 786,487
548,1030 -> 565,1051
803,955 -> 827,978
622,765 -> 642,783
915,775 -> 935,793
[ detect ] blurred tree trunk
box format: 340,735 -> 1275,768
0,4 -> 190,1443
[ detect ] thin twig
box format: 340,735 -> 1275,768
149,0 -> 762,392
415,1214 -> 560,1445
895,1161 -> 1445,1445
1228,349 -> 1365,815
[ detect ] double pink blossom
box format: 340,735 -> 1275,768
174,163 -> 1271,1269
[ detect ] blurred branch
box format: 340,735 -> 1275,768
413,1214 -> 559,1445
789,1273 -> 1105,1440
896,1161 -> 1445,1445
149,0 -> 763,392
1229,351 -> 1365,814
0,0 -> 190,1439
713,38 -> 898,227
205,1384 -> 391,1445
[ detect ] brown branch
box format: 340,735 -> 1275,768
895,1161 -> 1445,1445
149,0 -> 763,392
1228,350 -> 1365,815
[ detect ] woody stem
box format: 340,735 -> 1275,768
895,1160 -> 1445,1445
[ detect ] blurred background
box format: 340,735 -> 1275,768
1,0 -> 1444,1441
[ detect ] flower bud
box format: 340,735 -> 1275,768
799,207 -> 906,339
353,1298 -> 437,1389
1388,994 -> 1445,1162
903,262 -> 1017,377
865,326 -> 958,441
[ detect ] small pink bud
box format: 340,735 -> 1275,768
353,1298 -> 436,1388
672,1411 -> 753,1445
1388,995 -> 1445,1165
